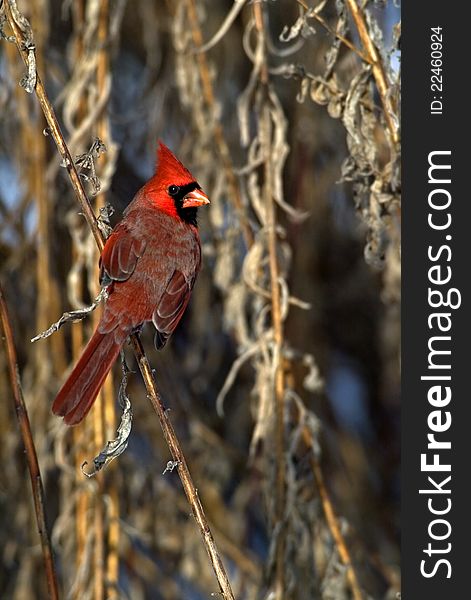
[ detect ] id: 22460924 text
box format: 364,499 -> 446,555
430,26 -> 443,115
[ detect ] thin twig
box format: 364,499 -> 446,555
297,0 -> 398,145
253,3 -> 286,599
3,4 -> 235,599
131,335 -> 235,600
192,0 -> 247,54
3,0 -> 104,252
344,0 -> 399,145
296,0 -> 371,64
173,493 -> 261,584
31,287 -> 108,342
96,0 -> 121,577
262,106 -> 287,600
185,0 -> 254,250
0,285 -> 60,600
302,427 -> 364,600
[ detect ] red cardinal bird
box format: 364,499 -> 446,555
53,142 -> 209,425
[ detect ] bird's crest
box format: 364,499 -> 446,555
155,141 -> 195,186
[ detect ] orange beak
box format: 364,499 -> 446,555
182,188 -> 210,209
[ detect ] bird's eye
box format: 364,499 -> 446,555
168,185 -> 180,196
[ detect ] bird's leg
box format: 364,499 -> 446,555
130,324 -> 144,336
31,286 -> 109,342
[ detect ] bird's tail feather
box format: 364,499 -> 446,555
52,329 -> 121,425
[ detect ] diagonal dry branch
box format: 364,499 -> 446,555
0,284 -> 60,600
296,0 -> 371,63
345,0 -> 399,145
302,426 -> 364,600
297,0 -> 398,146
3,3 -> 235,599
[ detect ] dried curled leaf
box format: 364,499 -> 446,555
194,0 -> 247,54
342,66 -> 376,171
31,287 -> 108,342
279,9 -> 316,42
323,0 -> 348,78
6,0 -> 36,93
0,13 -> 15,42
19,40 -> 36,93
81,359 -> 133,477
310,74 -> 344,119
97,203 -> 115,239
75,138 -> 107,196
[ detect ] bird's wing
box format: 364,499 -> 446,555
152,269 -> 194,349
99,225 -> 147,283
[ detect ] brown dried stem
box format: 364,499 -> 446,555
131,335 -> 235,600
3,1 -> 104,253
303,427 -> 364,600
31,0 -> 67,379
345,0 -> 399,145
185,0 -> 254,250
93,2 -> 116,597
296,0 -> 371,63
263,106 -> 287,600
4,4 -> 235,599
253,3 -> 286,598
297,0 -> 398,145
95,0 -> 120,592
0,285 -> 59,600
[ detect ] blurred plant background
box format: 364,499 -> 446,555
0,0 -> 400,598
